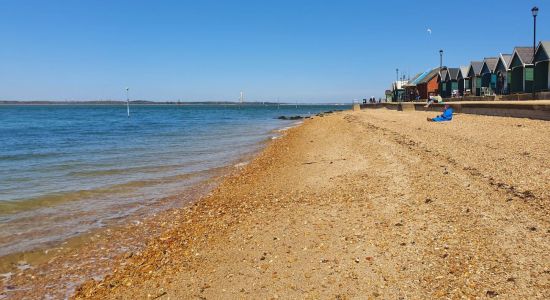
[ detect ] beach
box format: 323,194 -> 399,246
4,108 -> 550,299
69,108 -> 549,299
0,104 -> 345,299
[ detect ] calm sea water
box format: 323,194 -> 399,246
0,104 -> 348,257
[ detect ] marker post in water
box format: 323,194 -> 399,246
126,87 -> 130,117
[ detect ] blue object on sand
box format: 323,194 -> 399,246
432,107 -> 453,122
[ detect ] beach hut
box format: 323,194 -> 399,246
439,68 -> 449,97
385,89 -> 393,102
392,80 -> 406,101
467,61 -> 484,96
509,47 -> 534,93
480,57 -> 499,95
534,41 -> 550,92
415,67 -> 441,100
439,67 -> 460,98
403,72 -> 424,101
446,68 -> 460,98
458,66 -> 470,96
494,53 -> 512,94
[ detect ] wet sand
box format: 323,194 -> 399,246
0,168 -> 229,299
6,108 -> 550,299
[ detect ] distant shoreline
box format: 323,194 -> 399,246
0,101 -> 349,106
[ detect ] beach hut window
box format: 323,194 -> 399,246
525,68 -> 534,81
508,73 -> 512,84
476,77 -> 482,87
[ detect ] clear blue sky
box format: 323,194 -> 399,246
0,0 -> 548,102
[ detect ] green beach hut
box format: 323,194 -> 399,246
534,41 -> 550,92
442,68 -> 460,98
458,66 -> 470,96
439,68 -> 448,97
494,53 -> 512,94
467,61 -> 484,96
509,47 -> 534,94
480,57 -> 498,95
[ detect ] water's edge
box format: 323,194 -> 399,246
0,118 -> 304,299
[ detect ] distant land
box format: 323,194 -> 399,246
0,100 -> 275,105
0,100 -> 348,105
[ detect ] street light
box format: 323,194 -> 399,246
396,68 -> 399,83
439,50 -> 443,97
532,6 -> 538,98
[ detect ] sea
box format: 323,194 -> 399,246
0,104 -> 349,259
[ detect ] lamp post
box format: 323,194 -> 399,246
439,50 -> 443,96
532,6 -> 538,99
396,68 -> 399,83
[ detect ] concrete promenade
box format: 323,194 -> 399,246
361,100 -> 550,120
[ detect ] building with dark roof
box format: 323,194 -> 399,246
534,41 -> 550,92
480,57 -> 499,94
440,67 -> 460,98
457,66 -> 470,96
402,72 -> 425,101
509,47 -> 534,93
439,69 -> 448,97
467,61 -> 484,96
415,67 -> 441,100
495,53 -> 513,94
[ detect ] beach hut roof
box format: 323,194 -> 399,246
534,41 -> 550,63
494,53 -> 513,73
458,66 -> 469,79
510,47 -> 534,68
440,69 -> 448,81
403,72 -> 424,87
482,57 -> 499,73
447,68 -> 460,80
467,61 -> 484,77
407,70 -> 431,86
417,67 -> 441,84
500,54 -> 513,69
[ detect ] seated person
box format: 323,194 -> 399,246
427,104 -> 453,122
424,95 -> 443,108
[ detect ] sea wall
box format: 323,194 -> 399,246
360,101 -> 550,121
438,92 -> 550,102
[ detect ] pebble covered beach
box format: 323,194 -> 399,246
5,108 -> 549,299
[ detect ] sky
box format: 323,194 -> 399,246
0,0 -> 548,103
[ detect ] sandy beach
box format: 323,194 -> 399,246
69,108 -> 549,299
4,108 -> 549,299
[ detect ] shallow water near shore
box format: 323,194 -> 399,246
0,104 -> 348,259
